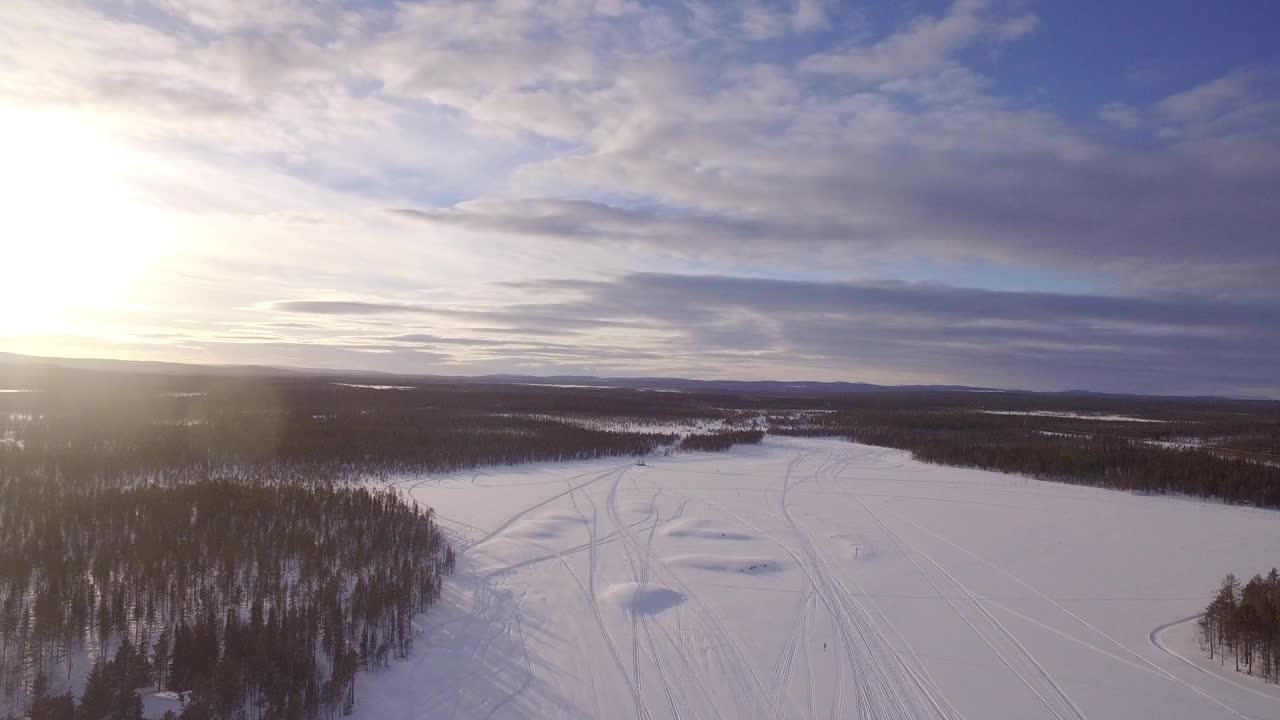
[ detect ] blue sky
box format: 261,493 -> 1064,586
1002,2 -> 1280,124
0,0 -> 1277,396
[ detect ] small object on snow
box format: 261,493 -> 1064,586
636,459 -> 646,466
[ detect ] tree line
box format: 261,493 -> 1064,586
678,430 -> 765,453
0,477 -> 452,719
1198,570 -> 1280,684
0,409 -> 679,489
769,409 -> 1280,508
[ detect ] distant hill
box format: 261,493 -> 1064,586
0,352 -> 1016,396
0,351 -> 1271,402
469,374 -> 1012,397
0,352 -> 305,378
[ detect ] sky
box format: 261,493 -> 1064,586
0,0 -> 1277,397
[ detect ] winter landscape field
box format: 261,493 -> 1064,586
5,1 -> 1280,718
355,436 -> 1280,720
4,365 -> 1279,719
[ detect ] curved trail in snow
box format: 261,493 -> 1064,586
1148,614 -> 1278,715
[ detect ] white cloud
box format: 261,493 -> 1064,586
801,0 -> 1004,82
1156,66 -> 1280,139
791,0 -> 830,33
1098,101 -> 1141,129
993,11 -> 1040,41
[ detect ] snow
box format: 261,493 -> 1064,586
978,410 -> 1166,422
1154,616 -> 1280,705
333,383 -> 417,390
598,582 -> 686,614
496,412 -> 757,436
358,436 -> 1280,720
143,692 -> 185,718
1036,429 -> 1206,450
517,383 -> 619,390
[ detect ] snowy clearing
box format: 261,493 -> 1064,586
976,410 -> 1165,423
517,383 -> 619,390
359,436 -> 1280,720
1036,429 -> 1206,450
496,412 -> 757,436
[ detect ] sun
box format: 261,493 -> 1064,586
0,107 -> 167,335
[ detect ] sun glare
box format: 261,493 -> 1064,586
0,107 -> 167,335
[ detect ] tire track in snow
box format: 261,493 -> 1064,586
638,489 -> 687,720
855,497 -> 1086,720
466,462 -> 635,553
481,594 -> 535,720
780,451 -> 960,720
610,469 -> 772,719
1148,615 -> 1270,717
445,465 -> 649,720
883,506 -> 1257,720
440,463 -> 636,718
688,464 -> 948,720
586,469 -> 654,720
607,477 -> 680,719
799,456 -> 966,720
609,470 -> 786,720
769,588 -> 812,716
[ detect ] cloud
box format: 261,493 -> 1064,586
1154,67 -> 1280,141
801,0 -> 1020,82
458,273 -> 1280,395
216,272 -> 1280,395
393,140 -> 1280,296
1098,101 -> 1141,129
1,0 -> 1277,394
381,334 -> 510,347
388,200 -> 786,248
791,0 -> 830,33
7,0 -> 1275,299
269,301 -> 425,316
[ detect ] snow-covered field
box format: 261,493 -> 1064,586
358,436 -> 1280,720
976,410 -> 1165,422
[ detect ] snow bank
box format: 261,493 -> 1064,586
599,583 -> 685,614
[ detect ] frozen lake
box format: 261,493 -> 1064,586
356,436 -> 1280,719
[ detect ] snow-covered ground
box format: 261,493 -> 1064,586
497,412 -> 757,436
357,436 -> 1280,720
976,410 -> 1166,422
1036,429 -> 1207,450
517,383 -> 620,390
